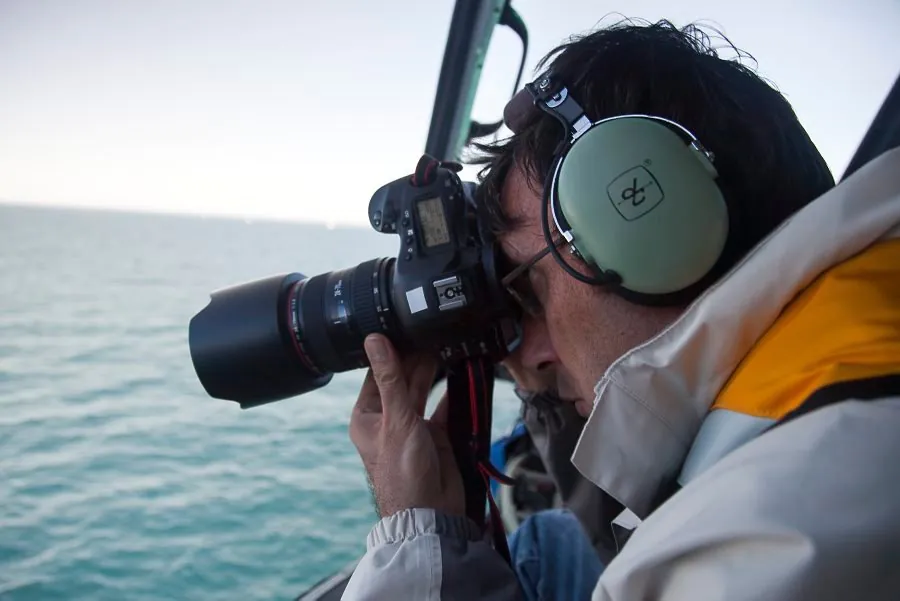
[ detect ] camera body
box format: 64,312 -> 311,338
188,155 -> 521,408
364,156 -> 520,365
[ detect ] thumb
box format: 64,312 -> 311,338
364,334 -> 413,425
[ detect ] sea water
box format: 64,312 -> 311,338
0,204 -> 521,600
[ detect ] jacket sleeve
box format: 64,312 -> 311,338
591,396 -> 900,601
341,508 -> 523,601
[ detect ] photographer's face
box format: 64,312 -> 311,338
498,166 -> 681,418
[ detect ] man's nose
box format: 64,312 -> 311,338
504,316 -> 559,388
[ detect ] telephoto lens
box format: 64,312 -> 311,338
189,256 -> 399,409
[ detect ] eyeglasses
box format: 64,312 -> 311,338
500,236 -> 568,317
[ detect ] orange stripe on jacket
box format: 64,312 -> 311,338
714,239 -> 900,419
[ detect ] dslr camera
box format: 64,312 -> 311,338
189,155 -> 522,407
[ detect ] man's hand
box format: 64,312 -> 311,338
349,333 -> 465,518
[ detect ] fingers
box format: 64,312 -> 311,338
364,334 -> 415,427
350,369 -> 381,452
407,354 -> 438,418
430,391 -> 450,426
354,368 -> 382,415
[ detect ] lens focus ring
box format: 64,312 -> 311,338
353,258 -> 383,338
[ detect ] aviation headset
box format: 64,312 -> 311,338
503,73 -> 731,306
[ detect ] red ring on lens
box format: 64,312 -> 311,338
286,279 -> 321,375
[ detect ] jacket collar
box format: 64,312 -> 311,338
571,148 -> 900,519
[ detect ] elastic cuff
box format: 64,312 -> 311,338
367,508 -> 481,549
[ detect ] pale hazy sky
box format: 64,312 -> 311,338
1,0 -> 897,227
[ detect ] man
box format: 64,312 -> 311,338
343,20 -> 900,601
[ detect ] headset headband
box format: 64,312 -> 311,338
504,74 -> 714,157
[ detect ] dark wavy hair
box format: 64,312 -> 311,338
469,19 -> 834,284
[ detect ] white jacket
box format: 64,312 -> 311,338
342,148 -> 900,601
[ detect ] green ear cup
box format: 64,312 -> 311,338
555,117 -> 729,295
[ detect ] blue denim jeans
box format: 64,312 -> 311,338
507,509 -> 605,601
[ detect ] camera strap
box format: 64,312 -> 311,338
446,356 -> 515,565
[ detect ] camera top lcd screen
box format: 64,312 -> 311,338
416,197 -> 450,248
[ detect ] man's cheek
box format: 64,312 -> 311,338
555,333 -> 598,401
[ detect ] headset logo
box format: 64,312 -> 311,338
607,165 -> 664,221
